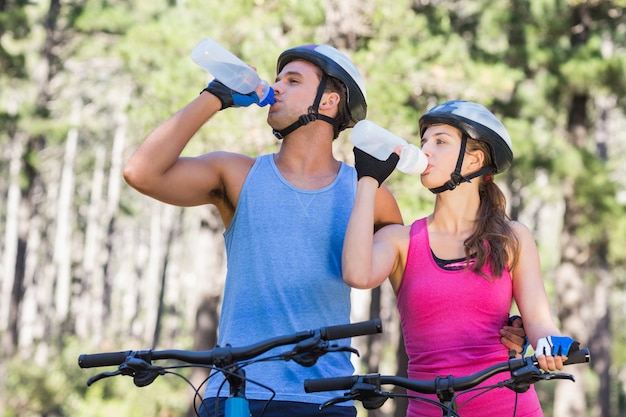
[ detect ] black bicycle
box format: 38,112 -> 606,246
78,318 -> 383,417
304,345 -> 590,416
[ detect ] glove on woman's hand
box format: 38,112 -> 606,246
353,147 -> 399,187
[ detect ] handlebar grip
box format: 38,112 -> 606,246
78,351 -> 132,368
564,347 -> 590,365
304,375 -> 359,393
320,318 -> 383,341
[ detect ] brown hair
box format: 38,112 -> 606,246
464,138 -> 519,278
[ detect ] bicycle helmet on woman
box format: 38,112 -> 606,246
273,44 -> 367,139
418,100 -> 513,194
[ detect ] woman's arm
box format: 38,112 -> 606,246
342,177 -> 402,290
510,221 -> 566,370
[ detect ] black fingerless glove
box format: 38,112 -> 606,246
202,79 -> 259,110
353,147 -> 400,187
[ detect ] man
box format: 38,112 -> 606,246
123,44 -> 525,416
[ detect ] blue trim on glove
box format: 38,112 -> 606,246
232,91 -> 260,107
203,80 -> 260,110
536,336 -> 579,356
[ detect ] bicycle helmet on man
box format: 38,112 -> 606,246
273,44 -> 367,140
418,100 -> 513,194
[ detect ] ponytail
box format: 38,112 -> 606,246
463,141 -> 518,278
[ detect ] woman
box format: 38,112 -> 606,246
342,100 -> 576,416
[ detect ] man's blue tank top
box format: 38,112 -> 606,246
204,154 -> 356,405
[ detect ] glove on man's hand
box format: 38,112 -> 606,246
535,336 -> 579,356
202,79 -> 259,110
353,147 -> 399,187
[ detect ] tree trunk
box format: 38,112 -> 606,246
101,86 -> 128,341
589,264 -> 612,417
76,145 -> 106,341
185,206 -> 227,416
53,101 -> 79,328
186,294 -> 221,417
588,94 -> 616,417
1,132 -> 24,356
144,202 -> 170,345
553,90 -> 590,416
553,259 -> 588,417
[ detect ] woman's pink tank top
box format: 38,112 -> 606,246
396,218 -> 542,416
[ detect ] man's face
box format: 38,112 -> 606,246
267,60 -> 321,131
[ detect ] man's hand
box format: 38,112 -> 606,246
202,79 -> 260,109
499,315 -> 528,358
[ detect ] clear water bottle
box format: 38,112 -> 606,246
191,37 -> 274,106
351,120 -> 428,175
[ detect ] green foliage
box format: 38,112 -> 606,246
73,371 -> 190,417
3,338 -> 192,417
0,2 -> 30,78
4,340 -> 89,416
74,1 -> 138,34
560,36 -> 621,94
572,154 -> 620,242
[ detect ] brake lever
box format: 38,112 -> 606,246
87,356 -> 164,388
319,393 -> 354,410
325,344 -> 359,356
537,371 -> 575,382
87,370 -> 121,386
505,361 -> 575,393
319,382 -> 389,411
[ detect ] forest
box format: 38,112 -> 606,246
1,0 -> 625,416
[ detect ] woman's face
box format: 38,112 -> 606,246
419,124 -> 463,188
420,124 -> 486,189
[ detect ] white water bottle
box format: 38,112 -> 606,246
191,37 -> 274,105
351,120 -> 428,175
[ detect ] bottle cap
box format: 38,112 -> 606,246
257,80 -> 275,106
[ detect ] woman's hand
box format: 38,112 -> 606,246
535,336 -> 578,371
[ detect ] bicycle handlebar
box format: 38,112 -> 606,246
78,318 -> 383,369
304,347 -> 590,394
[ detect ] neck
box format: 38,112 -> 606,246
273,127 -> 340,189
429,185 -> 481,234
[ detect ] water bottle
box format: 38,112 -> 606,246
191,37 -> 274,106
351,120 -> 428,175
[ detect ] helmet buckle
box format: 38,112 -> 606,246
299,111 -> 318,126
446,172 -> 470,190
